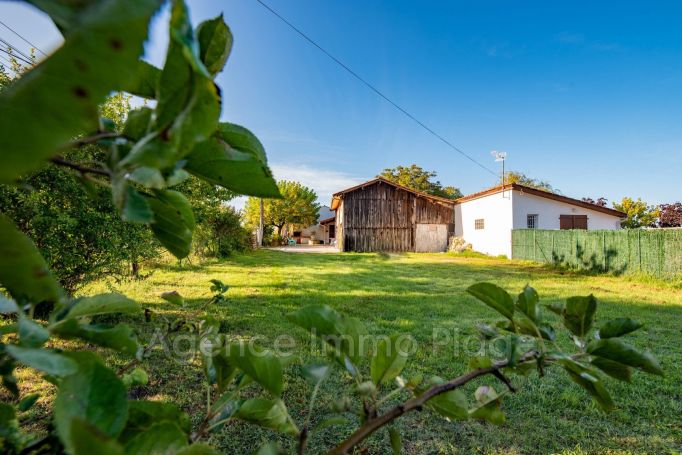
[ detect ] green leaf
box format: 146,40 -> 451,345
122,186 -> 155,223
516,285 -> 540,322
422,377 -> 468,421
18,393 -> 40,412
51,319 -> 139,357
0,214 -> 62,303
57,293 -> 138,320
598,318 -> 644,339
177,444 -> 221,455
469,386 -> 506,425
313,416 -> 349,432
0,295 -> 18,315
0,0 -> 164,183
70,418 -> 125,455
301,363 -> 331,385
587,339 -> 663,376
556,357 -> 615,412
197,15 -> 233,75
563,295 -> 597,338
123,107 -> 154,140
225,342 -> 283,396
54,352 -> 128,452
147,190 -> 195,258
287,305 -> 367,370
235,398 -> 299,436
161,291 -> 185,306
123,421 -> 188,454
545,302 -> 565,316
185,123 -> 280,197
18,316 -> 49,348
467,283 -> 515,320
591,357 -> 632,382
122,367 -> 148,388
122,61 -> 161,99
129,167 -> 165,189
388,427 -> 402,454
371,335 -> 413,385
5,345 -> 77,376
120,400 -> 191,444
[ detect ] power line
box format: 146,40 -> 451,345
253,0 -> 498,177
0,19 -> 47,56
0,37 -> 33,62
0,46 -> 32,66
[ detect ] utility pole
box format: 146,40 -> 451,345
258,198 -> 264,247
491,151 -> 508,197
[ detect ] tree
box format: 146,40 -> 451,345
505,171 -> 555,192
379,164 -> 462,199
659,202 -> 682,227
582,197 -> 608,207
0,75 -> 159,292
244,180 -> 320,233
613,197 -> 660,228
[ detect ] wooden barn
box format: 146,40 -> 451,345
330,178 -> 456,252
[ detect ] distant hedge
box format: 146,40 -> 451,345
512,228 -> 682,277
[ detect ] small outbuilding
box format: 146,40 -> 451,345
330,178 -> 455,252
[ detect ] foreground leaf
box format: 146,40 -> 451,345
56,293 -> 138,321
54,352 -> 128,452
0,0 -> 163,182
51,319 -> 139,357
371,335 -> 413,385
5,345 -> 77,376
147,190 -> 195,259
563,295 -> 597,338
556,357 -> 615,412
197,14 -> 233,75
70,418 -> 125,455
587,339 -> 663,376
0,214 -> 61,304
467,283 -> 515,320
120,400 -> 191,444
598,318 -> 643,339
235,399 -> 299,436
225,343 -> 283,397
123,421 -> 188,454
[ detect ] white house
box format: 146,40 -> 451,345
455,183 -> 625,257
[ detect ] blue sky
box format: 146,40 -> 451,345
2,1 -> 681,209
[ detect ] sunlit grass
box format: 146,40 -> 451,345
5,250 -> 682,453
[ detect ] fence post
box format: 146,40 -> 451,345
533,229 -> 537,261
638,229 -> 642,272
602,231 -> 607,272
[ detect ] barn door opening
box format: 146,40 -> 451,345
415,224 -> 448,252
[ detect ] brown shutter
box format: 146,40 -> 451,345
560,215 -> 573,230
573,215 -> 588,230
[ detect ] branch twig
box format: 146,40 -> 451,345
327,351 -> 539,455
50,156 -> 110,176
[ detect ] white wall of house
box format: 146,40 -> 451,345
511,190 -> 622,231
454,189 -> 622,258
455,189 -> 515,257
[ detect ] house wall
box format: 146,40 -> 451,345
455,189 -> 514,257
511,191 -> 622,231
454,188 -> 622,258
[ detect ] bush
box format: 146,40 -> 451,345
194,206 -> 252,257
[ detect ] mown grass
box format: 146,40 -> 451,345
11,251 -> 682,453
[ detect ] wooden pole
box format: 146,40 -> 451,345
258,198 -> 264,247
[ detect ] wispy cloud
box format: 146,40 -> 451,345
227,164 -> 366,211
555,31 -> 620,52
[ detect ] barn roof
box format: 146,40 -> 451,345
330,177 -> 457,210
455,183 -> 626,218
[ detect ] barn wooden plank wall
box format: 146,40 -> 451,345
339,181 -> 455,252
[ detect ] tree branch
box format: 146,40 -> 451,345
327,351 -> 539,455
60,131 -> 121,150
50,156 -> 110,176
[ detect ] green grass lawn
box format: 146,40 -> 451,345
24,251 -> 682,453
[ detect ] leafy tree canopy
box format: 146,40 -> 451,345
582,196 -> 608,207
504,171 -> 555,193
244,180 -> 320,232
379,164 -> 462,199
659,202 -> 682,228
613,197 -> 660,228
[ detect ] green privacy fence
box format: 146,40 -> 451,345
512,228 -> 682,277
